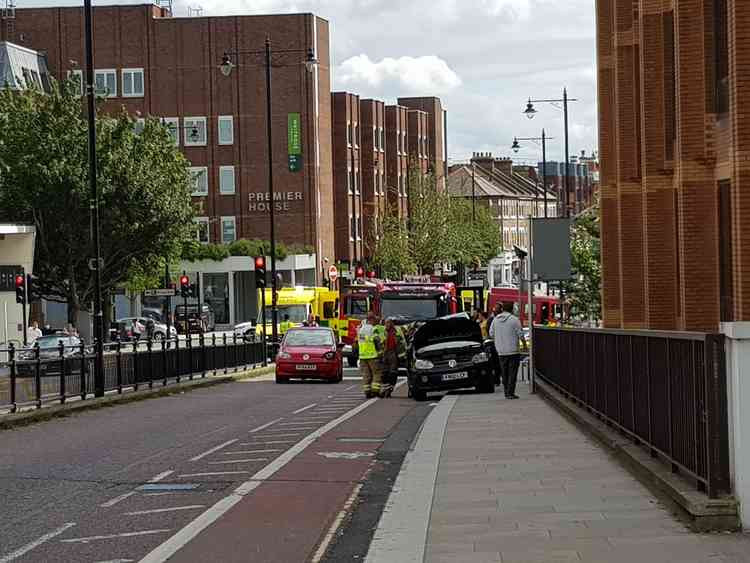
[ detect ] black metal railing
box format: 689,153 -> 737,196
533,327 -> 731,499
0,333 -> 266,414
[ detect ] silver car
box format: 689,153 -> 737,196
117,317 -> 177,340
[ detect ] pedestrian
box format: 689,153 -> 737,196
280,314 -> 291,335
303,314 -> 318,327
27,321 -> 43,344
477,311 -> 489,340
380,318 -> 404,398
489,302 -> 527,399
357,311 -> 384,398
145,317 -> 155,340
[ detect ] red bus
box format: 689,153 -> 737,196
486,287 -> 561,325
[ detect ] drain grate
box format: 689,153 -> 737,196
137,483 -> 201,492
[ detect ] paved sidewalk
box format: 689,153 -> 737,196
370,386 -> 750,563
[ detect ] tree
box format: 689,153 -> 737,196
561,201 -> 601,321
371,209 -> 416,279
0,79 -> 195,325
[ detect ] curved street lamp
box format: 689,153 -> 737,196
510,130 -> 554,218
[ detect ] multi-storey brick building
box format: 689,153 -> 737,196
385,104 -> 410,219
360,98 -> 386,258
398,97 -> 447,190
538,160 -> 595,216
407,109 -> 430,177
595,0 -> 746,332
2,3 -> 334,268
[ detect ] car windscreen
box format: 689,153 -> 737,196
259,304 -> 308,324
36,336 -> 76,349
381,297 -> 448,321
284,330 -> 335,347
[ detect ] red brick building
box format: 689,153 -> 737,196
398,96 -> 447,190
595,0 -> 746,332
407,109 -> 430,178
360,98 -> 387,258
2,3 -> 334,270
385,104 -> 410,219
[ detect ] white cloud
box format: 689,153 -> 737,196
336,55 -> 461,95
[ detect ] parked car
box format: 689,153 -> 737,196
407,313 -> 495,401
113,317 -> 176,341
233,320 -> 258,341
275,327 -> 343,384
15,335 -> 89,377
175,304 -> 215,334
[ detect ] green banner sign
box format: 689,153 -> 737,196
288,113 -> 302,172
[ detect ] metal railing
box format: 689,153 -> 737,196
533,326 -> 731,499
0,333 -> 266,414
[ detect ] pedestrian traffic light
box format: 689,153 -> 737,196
26,274 -> 36,301
180,274 -> 190,298
255,256 -> 266,288
15,274 -> 25,304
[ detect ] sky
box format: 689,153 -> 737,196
22,0 -> 598,164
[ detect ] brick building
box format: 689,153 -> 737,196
385,104 -> 410,219
595,0 -> 746,332
398,97 -> 447,190
538,160 -> 594,216
2,3 -> 334,269
359,98 -> 386,258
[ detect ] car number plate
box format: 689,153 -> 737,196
296,364 -> 317,371
442,371 -> 468,381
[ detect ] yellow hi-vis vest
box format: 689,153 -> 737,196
358,322 -> 384,360
280,321 -> 291,335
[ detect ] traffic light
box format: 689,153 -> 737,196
355,265 -> 365,279
15,274 -> 25,304
180,274 -> 190,298
189,283 -> 198,299
255,256 -> 266,288
26,274 -> 37,301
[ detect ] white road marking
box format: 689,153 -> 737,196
243,433 -> 299,438
100,491 -> 137,508
278,422 -> 320,427
149,470 -> 175,483
238,440 -> 296,445
139,390 -> 389,563
344,384 -> 356,391
0,523 -> 76,563
249,418 -> 283,433
94,559 -> 134,563
207,458 -> 268,464
189,439 -> 238,462
221,449 -> 282,455
177,471 -> 250,478
124,506 -> 205,516
292,403 -> 317,414
311,484 -> 362,563
61,529 -> 171,544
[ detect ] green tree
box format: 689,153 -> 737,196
0,79 -> 195,324
371,209 -> 416,279
561,201 -> 601,321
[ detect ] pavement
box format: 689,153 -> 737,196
366,384 -> 750,563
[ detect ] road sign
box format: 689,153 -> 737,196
328,265 -> 338,283
144,288 -> 177,297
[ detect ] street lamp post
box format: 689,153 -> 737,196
512,130 -> 554,218
84,0 -> 105,397
471,161 -> 476,221
523,89 -> 577,217
219,38 -> 317,351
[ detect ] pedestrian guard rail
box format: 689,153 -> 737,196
0,333 -> 266,413
532,326 -> 730,499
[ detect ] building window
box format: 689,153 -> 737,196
94,69 -> 117,97
218,115 -> 234,145
346,121 -> 351,146
353,122 -> 359,147
380,127 -> 385,152
380,171 -> 385,195
162,117 -> 179,146
357,217 -> 363,241
184,117 -> 207,146
349,215 -> 355,241
719,179 -> 734,321
347,168 -> 353,195
221,216 -> 236,244
122,68 -> 144,97
373,126 -> 377,149
66,70 -> 83,96
189,166 -> 208,196
354,169 -> 360,194
195,217 -> 209,244
219,166 -> 235,194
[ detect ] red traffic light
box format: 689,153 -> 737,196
15,275 -> 24,287
367,271 -> 376,278
180,275 -> 189,286
255,256 -> 266,269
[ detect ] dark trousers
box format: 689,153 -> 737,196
498,354 -> 521,397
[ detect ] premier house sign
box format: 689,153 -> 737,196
249,191 -> 303,212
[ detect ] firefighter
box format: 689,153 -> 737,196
280,314 -> 292,336
380,318 -> 406,398
358,311 -> 385,398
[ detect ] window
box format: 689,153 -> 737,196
380,171 -> 385,195
195,217 -> 209,243
353,122 -> 358,147
184,117 -> 207,146
349,215 -> 355,241
121,68 -> 144,97
94,69 -> 117,97
346,121 -> 351,146
355,169 -> 360,194
380,127 -> 384,152
67,70 -> 83,96
219,166 -> 235,194
189,166 -> 208,196
221,216 -> 236,244
218,116 -> 234,145
373,127 -> 377,149
162,117 -> 179,146
357,217 -> 363,241
347,168 -> 353,195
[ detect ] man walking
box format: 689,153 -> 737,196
28,321 -> 42,345
358,311 -> 384,398
489,303 -> 527,399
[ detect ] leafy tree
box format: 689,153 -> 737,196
561,201 -> 601,321
371,209 -> 416,279
0,79 -> 194,325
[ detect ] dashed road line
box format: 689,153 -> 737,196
238,440 -> 296,446
221,449 -> 282,455
100,491 -> 137,509
94,559 -> 134,563
242,433 -> 299,438
0,523 -> 76,563
177,471 -> 250,478
189,439 -> 238,462
124,506 -> 205,516
60,529 -> 171,544
249,418 -> 283,433
292,403 -> 317,414
207,458 -> 269,464
149,471 -> 175,483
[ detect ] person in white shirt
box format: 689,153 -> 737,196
489,303 -> 527,399
28,321 -> 43,344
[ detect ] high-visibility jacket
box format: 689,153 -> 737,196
280,321 -> 292,335
358,322 -> 384,360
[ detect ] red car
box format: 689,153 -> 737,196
275,327 -> 343,384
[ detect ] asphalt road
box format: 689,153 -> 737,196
0,366 -> 428,563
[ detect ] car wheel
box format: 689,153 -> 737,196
412,387 -> 426,402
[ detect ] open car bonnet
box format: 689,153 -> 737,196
411,313 -> 483,352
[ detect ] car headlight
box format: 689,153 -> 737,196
472,352 -> 488,364
277,352 -> 291,360
414,358 -> 434,370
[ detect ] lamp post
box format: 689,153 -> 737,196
471,161 -> 476,221
219,38 -> 317,351
84,0 -> 105,397
511,130 -> 554,218
523,89 -> 577,217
